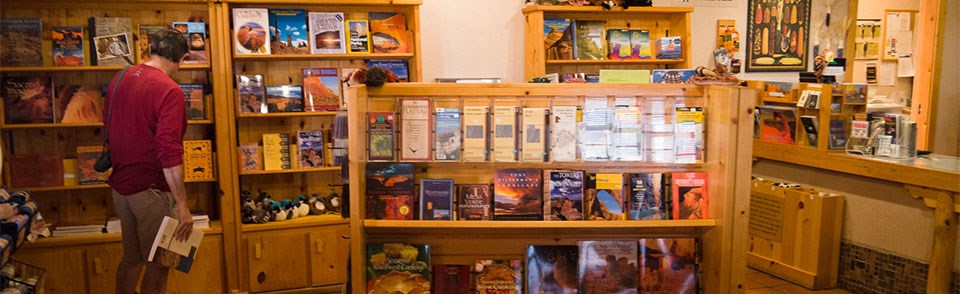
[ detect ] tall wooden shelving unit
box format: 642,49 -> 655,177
347,83 -> 754,293
522,5 -> 693,81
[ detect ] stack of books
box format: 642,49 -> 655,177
192,214 -> 210,229
105,217 -> 121,234
52,225 -> 103,237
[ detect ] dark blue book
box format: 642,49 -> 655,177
545,170 -> 583,221
367,60 -> 409,82
828,120 -> 847,150
268,9 -> 308,54
419,179 -> 453,220
627,173 -> 667,220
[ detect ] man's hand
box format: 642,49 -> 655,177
174,204 -> 193,241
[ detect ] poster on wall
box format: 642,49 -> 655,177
854,19 -> 881,60
744,0 -> 811,72
882,10 -> 917,61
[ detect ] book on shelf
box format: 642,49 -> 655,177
630,29 -> 652,59
265,85 -> 304,113
400,98 -> 431,161
147,216 -> 204,273
612,102 -> 642,161
63,158 -> 78,186
599,69 -> 650,84
433,264 -> 470,294
799,115 -> 819,147
172,22 -> 207,64
3,76 -> 54,124
806,91 -> 822,109
763,81 -> 794,97
651,69 -> 696,84
9,154 -> 63,188
183,140 -> 214,181
367,112 -> 396,161
267,9 -> 308,55
627,173 -> 668,220
366,243 -> 431,293
302,68 -> 340,112
462,106 -> 490,162
526,245 -> 579,293
521,108 -> 548,162
492,105 -> 519,162
178,84 -> 205,120
346,20 -> 370,54
233,8 -> 270,55
106,217 -> 121,234
796,90 -> 810,107
544,170 -> 584,221
577,241 -> 638,293
369,12 -> 409,54
0,18 -> 43,67
308,12 -> 346,54
434,107 -> 461,161
493,169 -> 543,221
238,143 -> 262,172
367,60 -> 410,83
52,26 -> 84,66
419,179 -> 454,220
56,84 -> 103,123
758,105 -> 797,145
656,36 -> 683,59
297,130 -> 325,168
672,172 -> 707,220
89,17 -> 135,66
137,24 -> 168,63
457,184 -> 492,220
828,119 -> 848,150
77,146 -> 108,185
843,83 -> 867,104
52,225 -> 104,237
237,74 -> 266,114
581,97 -> 611,161
543,18 -> 574,60
474,259 -> 522,294
573,20 -> 606,61
639,238 -> 701,293
550,105 -> 578,162
607,29 -> 632,60
192,214 -> 210,229
262,133 -> 291,171
365,163 -> 415,220
584,173 -> 625,220
675,107 -> 703,164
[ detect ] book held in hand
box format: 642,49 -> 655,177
147,216 -> 204,273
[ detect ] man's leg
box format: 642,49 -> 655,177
113,190 -> 143,294
140,262 -> 170,294
131,189 -> 178,293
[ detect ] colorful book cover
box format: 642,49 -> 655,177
400,98 -> 431,161
237,74 -> 266,114
551,105 -> 578,162
462,106 -> 490,162
297,130 -> 325,168
308,12 -> 345,54
369,12 -> 409,54
365,163 -> 415,220
367,60 -> 409,82
607,29 -> 632,60
56,85 -> 103,123
233,8 -> 270,55
137,24 -> 167,63
419,179 -> 454,220
627,173 -> 667,220
368,112 -> 396,161
763,81 -> 794,97
434,107 -> 461,161
265,85 -> 304,113
172,22 -> 208,64
262,133 -> 291,171
88,17 -> 135,66
577,241 -> 638,294
346,20 -> 370,54
800,115 -> 819,147
843,83 -> 867,104
302,68 -> 340,111
238,143 -> 261,172
179,84 -> 205,120
493,169 -> 543,220
545,170 -> 583,221
183,140 -> 214,181
522,108 -> 548,162
828,119 -> 848,150
366,243 -> 431,294
655,36 -> 683,59
639,238 -> 700,293
458,184 -> 491,220
584,173 -> 625,220
0,18 -> 43,66
52,26 -> 84,66
526,245 -> 579,293
671,172 -> 707,220
544,18 -> 574,60
3,76 -> 54,124
758,105 -> 797,144
77,146 -> 108,185
492,105 -> 518,162
433,265 -> 470,294
651,69 -> 696,84
574,20 -> 606,60
630,29 -> 652,59
268,9 -> 308,54
675,107 -> 703,164
474,260 -> 522,294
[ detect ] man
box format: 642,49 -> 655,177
104,29 -> 194,294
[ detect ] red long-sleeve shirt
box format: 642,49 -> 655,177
103,64 -> 186,195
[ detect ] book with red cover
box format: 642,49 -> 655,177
671,172 -> 707,220
493,169 -> 543,220
9,154 -> 63,188
302,68 -> 340,111
432,264 -> 470,293
3,76 -> 54,124
365,163 -> 415,220
77,146 -> 108,185
56,84 -> 103,123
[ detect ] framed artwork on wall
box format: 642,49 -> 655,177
854,19 -> 881,60
744,0 -> 811,72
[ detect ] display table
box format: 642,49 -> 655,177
754,141 -> 960,294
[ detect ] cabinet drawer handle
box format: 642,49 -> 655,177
94,257 -> 103,274
315,239 -> 324,254
255,243 -> 262,259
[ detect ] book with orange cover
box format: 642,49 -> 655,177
369,12 -> 408,54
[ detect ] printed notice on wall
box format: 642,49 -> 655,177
672,0 -> 735,7
749,190 -> 784,242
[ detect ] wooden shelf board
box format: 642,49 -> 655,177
23,221 -> 222,249
373,161 -> 704,172
241,214 -> 348,233
0,64 -> 209,72
522,5 -> 693,14
366,83 -> 704,97
233,53 -> 413,61
188,120 -> 214,125
223,0 -> 421,5
14,178 -> 214,192
239,166 -> 341,176
237,111 -> 337,118
2,120 -> 211,129
364,219 -> 715,236
546,59 -> 684,65
762,97 -> 798,104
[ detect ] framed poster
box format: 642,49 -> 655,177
854,19 -> 881,60
881,10 -> 917,61
744,0 -> 811,72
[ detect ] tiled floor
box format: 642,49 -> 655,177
745,267 -> 851,294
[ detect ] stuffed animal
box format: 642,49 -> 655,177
295,195 -> 311,217
324,192 -> 342,215
308,193 -> 326,215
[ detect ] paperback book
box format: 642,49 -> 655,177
630,29 -> 652,59
365,163 -> 415,220
474,259 -> 522,294
843,83 -> 867,104
172,22 -> 207,64
800,115 -> 819,146
268,9 -> 308,54
577,241 -> 638,294
297,130 -> 325,168
367,112 -> 396,161
492,105 -> 518,162
308,12 -> 346,54
262,133 -> 291,171
433,265 -> 470,294
573,20 -> 606,60
585,173 -> 625,220
369,12 -> 409,54
671,172 -> 707,220
457,184 -> 492,220
77,146 -> 108,185
493,169 -> 543,220
233,8 -> 271,55
434,108 -> 461,161
52,26 -> 84,66
56,85 -> 103,123
137,24 -> 167,62
526,245 -> 579,293
346,20 -> 370,54
675,107 -> 703,164
183,140 -> 214,181
627,173 -> 667,220
544,170 -> 584,221
302,68 -> 340,111
551,105 -> 578,162
419,179 -> 454,220
265,85 -> 304,113
656,36 -> 683,59
147,216 -> 204,273
543,18 -> 574,60
758,105 -> 797,144
0,18 -> 43,66
462,106 -> 489,162
238,143 -> 261,172
828,120 -> 848,150
3,76 -> 54,124
522,108 -> 548,162
179,84 -> 205,120
639,238 -> 700,293
608,29 -> 632,60
367,60 -> 409,82
89,17 -> 135,66
366,243 -> 431,294
400,98 -> 431,161
651,69 -> 696,84
237,74 -> 266,114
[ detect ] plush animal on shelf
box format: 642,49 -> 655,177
295,195 -> 311,217
325,192 -> 342,215
308,193 -> 325,215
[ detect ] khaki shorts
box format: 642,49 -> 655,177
112,188 -> 178,264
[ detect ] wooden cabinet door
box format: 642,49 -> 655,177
85,243 -> 125,294
16,248 -> 87,294
167,235 -> 225,294
308,224 -> 349,286
246,231 -> 310,292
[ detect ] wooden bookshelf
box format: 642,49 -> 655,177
239,166 -> 340,176
240,214 -> 348,233
11,178 -> 217,192
0,64 -> 210,73
364,219 -> 717,235
1,120 -> 212,129
236,111 -> 337,118
233,53 -> 414,61
545,59 -> 685,65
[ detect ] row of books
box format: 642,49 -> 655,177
366,163 -> 707,221
762,81 -> 869,105
557,68 -> 697,84
368,239 -> 700,293
543,18 -> 682,61
756,105 -> 849,149
239,132 -> 332,172
1,76 -> 206,124
367,97 -> 703,164
232,9 -> 409,55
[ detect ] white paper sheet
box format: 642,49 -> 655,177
879,62 -> 897,86
897,55 -> 915,77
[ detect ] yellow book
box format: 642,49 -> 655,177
462,106 -> 489,162
62,159 -> 78,186
346,20 -> 370,54
599,69 -> 651,84
585,173 -> 625,220
183,140 -> 214,181
262,133 -> 291,171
